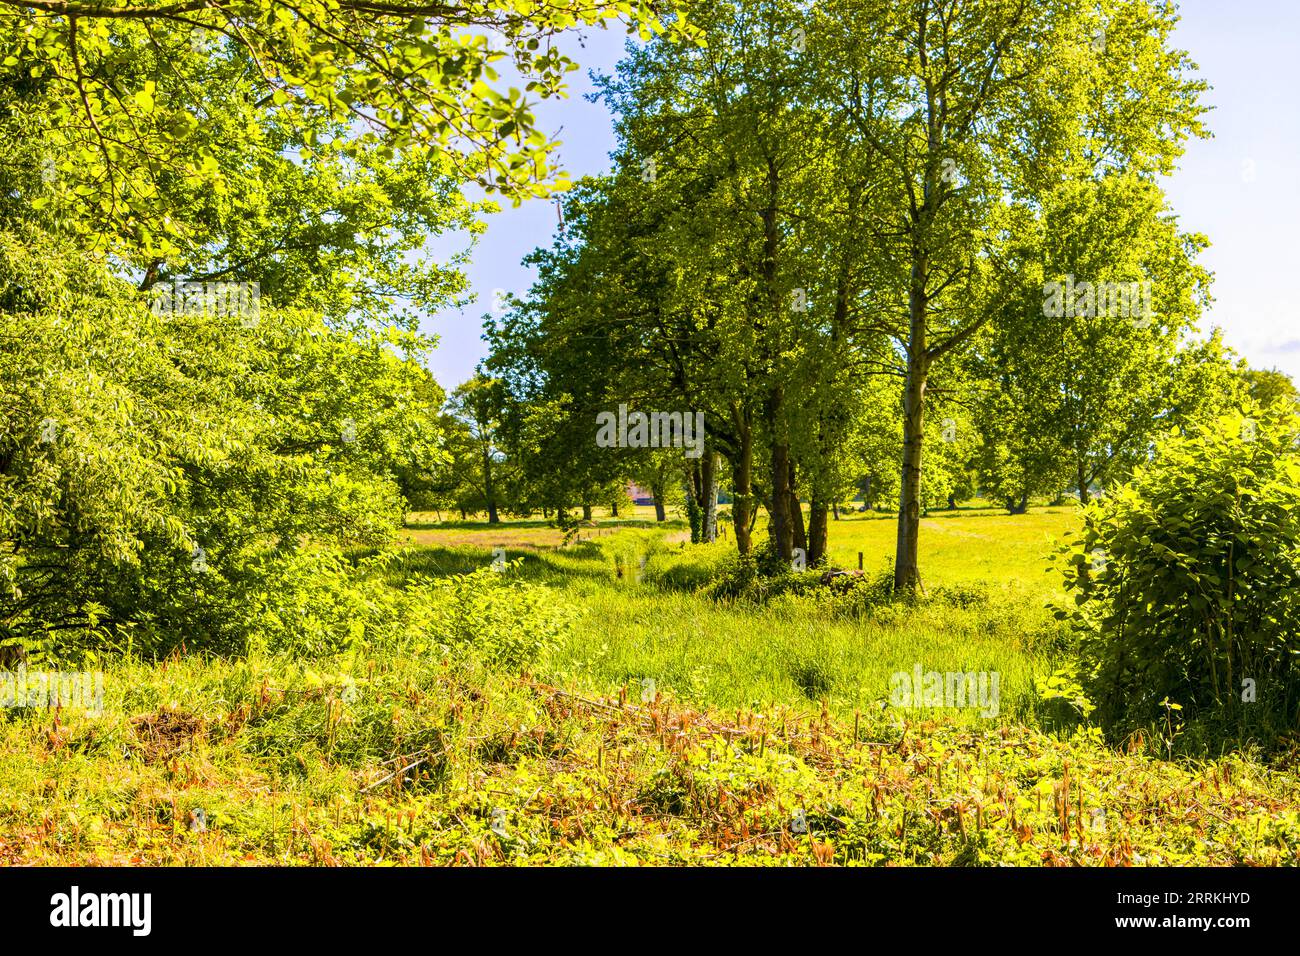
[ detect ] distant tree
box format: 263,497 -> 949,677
447,374 -> 508,523
1240,367 -> 1300,413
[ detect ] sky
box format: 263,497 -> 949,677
421,1 -> 1300,390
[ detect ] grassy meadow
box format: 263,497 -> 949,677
2,501 -> 1298,867
394,504 -> 1069,723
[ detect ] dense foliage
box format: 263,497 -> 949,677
1061,411 -> 1300,747
0,228 -> 447,659
0,0 -> 677,662
485,0 -> 1229,595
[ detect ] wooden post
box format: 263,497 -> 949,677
858,552 -> 863,571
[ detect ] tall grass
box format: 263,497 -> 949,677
381,514 -> 1075,728
2,508 -> 1298,866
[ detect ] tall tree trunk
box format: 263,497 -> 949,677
758,155 -> 792,562
611,501 -> 619,518
808,252 -> 849,564
766,388 -> 794,562
482,448 -> 500,524
651,483 -> 667,522
807,499 -> 829,566
730,404 -> 754,556
702,451 -> 719,542
894,283 -> 931,593
582,503 -> 592,522
788,460 -> 806,556
1076,460 -> 1091,505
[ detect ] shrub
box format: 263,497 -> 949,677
0,228 -> 446,661
1059,411 -> 1300,747
405,563 -> 576,672
699,546 -> 821,604
642,541 -> 729,591
700,549 -> 901,617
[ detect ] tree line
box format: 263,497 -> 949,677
439,0 -> 1275,591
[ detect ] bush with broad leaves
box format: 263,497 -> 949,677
1059,410 -> 1300,748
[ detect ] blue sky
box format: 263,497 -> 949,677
422,2 -> 1300,390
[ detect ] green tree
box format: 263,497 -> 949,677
972,172 -> 1241,510
1240,367 -> 1300,414
1,0 -> 691,256
447,373 -> 507,523
815,0 -> 1209,590
1,226 -> 446,657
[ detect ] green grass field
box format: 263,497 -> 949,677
2,505 -> 1298,866
396,503 -> 1074,724
407,500 -> 1075,586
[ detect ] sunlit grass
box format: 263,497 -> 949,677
820,505 -> 1078,587
4,506 -> 1298,866
396,508 -> 1074,724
